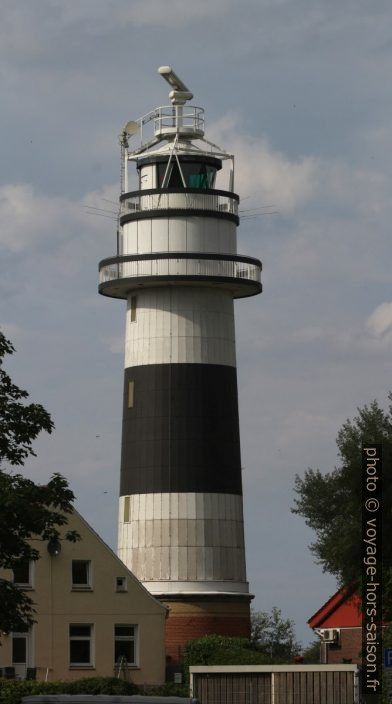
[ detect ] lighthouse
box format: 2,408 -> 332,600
99,67 -> 262,662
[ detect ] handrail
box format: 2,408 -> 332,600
99,252 -> 261,269
119,189 -> 239,220
120,187 -> 239,202
99,254 -> 262,288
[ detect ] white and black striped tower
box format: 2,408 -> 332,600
99,67 -> 262,663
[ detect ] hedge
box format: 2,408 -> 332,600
0,676 -> 139,704
140,683 -> 189,698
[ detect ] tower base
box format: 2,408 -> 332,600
159,594 -> 253,665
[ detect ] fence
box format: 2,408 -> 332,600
190,665 -> 359,704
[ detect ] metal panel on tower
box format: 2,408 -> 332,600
98,67 -> 262,663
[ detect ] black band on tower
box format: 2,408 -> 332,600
120,363 -> 242,496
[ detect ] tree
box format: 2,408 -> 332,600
251,607 -> 301,660
292,395 -> 392,618
183,610 -> 302,676
302,639 -> 321,664
0,331 -> 78,632
182,635 -> 271,677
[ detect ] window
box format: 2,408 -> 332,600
116,577 -> 127,592
12,561 -> 32,587
12,628 -> 29,665
157,161 -> 183,188
71,560 -> 91,589
114,625 -> 137,666
128,381 -> 134,408
130,296 -> 137,322
69,624 -> 93,666
157,160 -> 217,189
124,496 -> 130,522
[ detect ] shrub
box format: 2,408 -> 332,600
59,677 -> 138,694
0,676 -> 138,704
182,634 -> 272,682
140,683 -> 189,698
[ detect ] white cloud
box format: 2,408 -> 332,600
0,182 -> 118,254
209,114 -> 317,213
366,302 -> 392,338
0,184 -> 70,252
209,112 -> 392,232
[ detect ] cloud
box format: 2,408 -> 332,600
366,302 -> 392,338
209,113 -> 317,214
0,185 -> 70,252
0,182 -> 117,254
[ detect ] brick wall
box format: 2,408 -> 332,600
326,628 -> 362,665
162,598 -> 251,663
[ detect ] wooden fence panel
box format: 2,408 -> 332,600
193,673 -> 271,704
193,670 -> 356,704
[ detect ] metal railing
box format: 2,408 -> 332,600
152,105 -> 205,135
99,254 -> 261,287
120,189 -> 239,218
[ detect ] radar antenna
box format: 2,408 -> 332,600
158,66 -> 193,105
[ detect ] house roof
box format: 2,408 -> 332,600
54,508 -> 168,614
308,587 -> 362,629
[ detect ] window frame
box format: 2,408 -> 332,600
71,560 -> 92,590
12,629 -> 29,664
130,295 -> 137,322
12,561 -> 33,589
128,381 -> 135,408
114,624 -> 138,667
69,624 -> 94,668
156,160 -> 217,190
123,496 -> 130,522
116,576 -> 127,592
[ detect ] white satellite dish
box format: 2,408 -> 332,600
123,120 -> 140,136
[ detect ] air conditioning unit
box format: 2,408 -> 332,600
321,628 -> 340,643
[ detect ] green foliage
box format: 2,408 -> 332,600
0,472 -> 79,568
0,579 -> 37,634
56,677 -> 138,694
0,334 -> 53,468
292,394 -> 392,618
0,677 -> 139,704
183,634 -> 272,677
251,607 -> 301,660
141,682 -> 189,697
0,331 -> 79,632
302,639 -> 321,664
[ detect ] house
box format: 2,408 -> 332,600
308,587 -> 362,665
0,510 -> 167,684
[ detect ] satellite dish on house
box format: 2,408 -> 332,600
47,538 -> 61,556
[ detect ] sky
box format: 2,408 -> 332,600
1,0 -> 391,647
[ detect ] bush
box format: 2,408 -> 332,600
0,676 -> 139,704
58,677 -> 138,695
182,634 -> 272,681
140,683 -> 189,698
